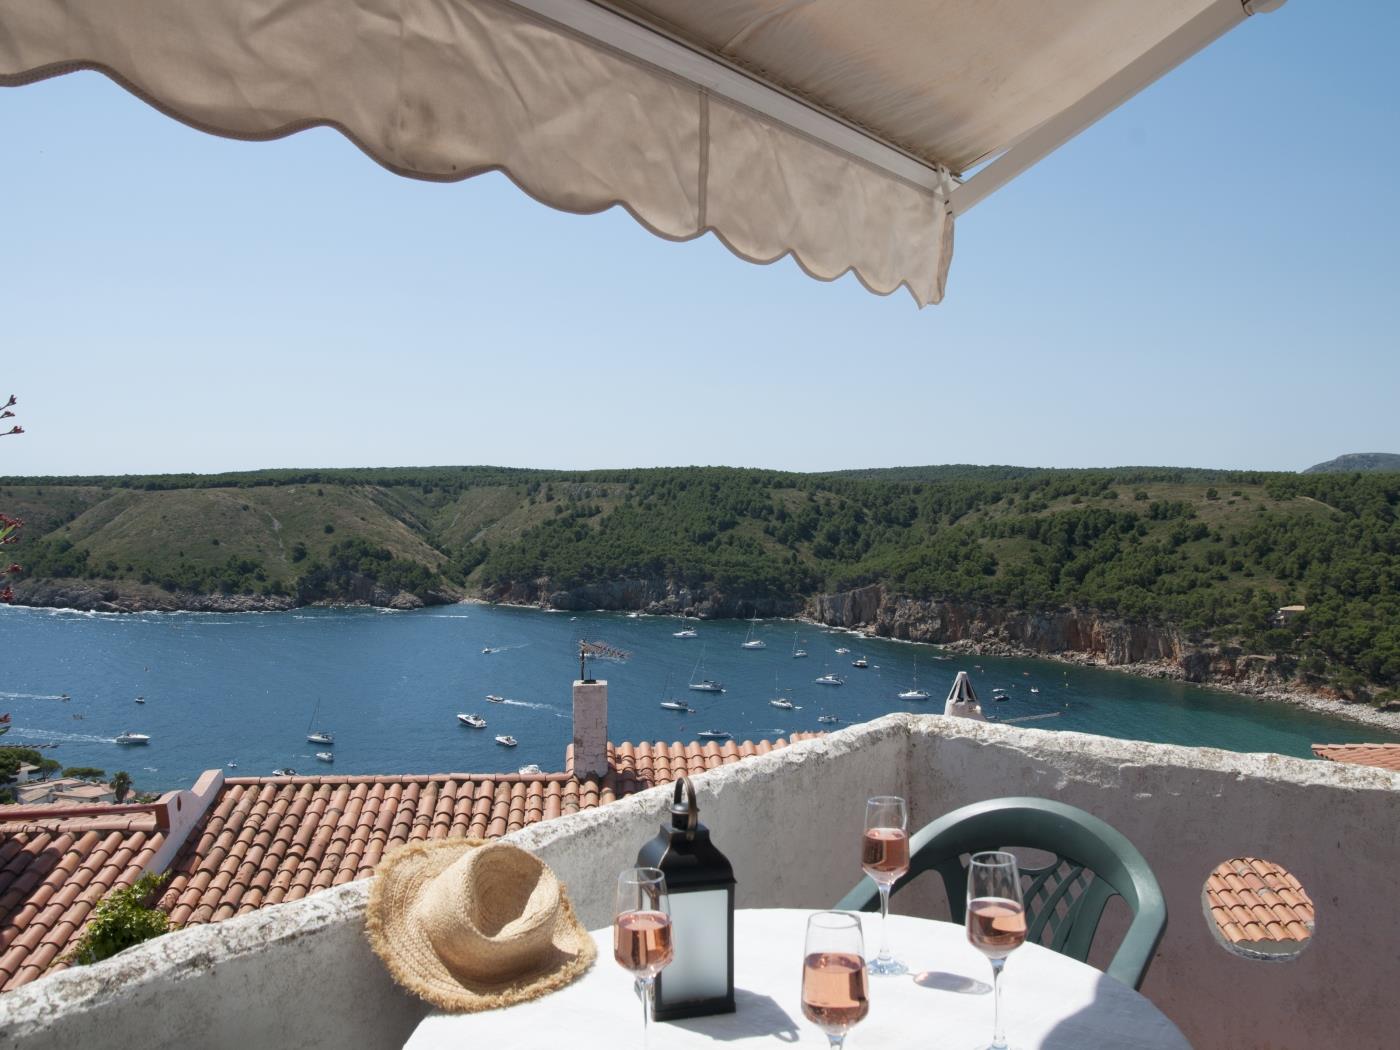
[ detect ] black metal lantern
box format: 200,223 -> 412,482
636,777 -> 736,1020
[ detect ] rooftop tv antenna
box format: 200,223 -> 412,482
578,639 -> 630,682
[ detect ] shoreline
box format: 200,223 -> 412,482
8,592 -> 1398,736
928,637 -> 1400,735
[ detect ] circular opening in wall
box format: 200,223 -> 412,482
1202,857 -> 1314,961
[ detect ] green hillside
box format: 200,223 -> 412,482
3,465 -> 1398,696
1304,453 -> 1400,474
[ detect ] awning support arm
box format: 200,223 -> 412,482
949,0 -> 1284,215
503,0 -> 951,193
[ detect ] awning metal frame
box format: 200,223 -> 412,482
511,0 -> 1282,216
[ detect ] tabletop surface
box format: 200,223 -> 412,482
405,908 -> 1190,1049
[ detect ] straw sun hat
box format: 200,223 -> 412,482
366,839 -> 596,1012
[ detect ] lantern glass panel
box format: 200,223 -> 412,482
660,888 -> 729,1002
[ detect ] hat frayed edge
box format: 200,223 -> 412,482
365,839 -> 597,1013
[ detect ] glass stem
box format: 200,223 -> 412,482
826,1035 -> 846,1049
877,883 -> 893,964
989,958 -> 1007,1050
638,976 -> 653,1050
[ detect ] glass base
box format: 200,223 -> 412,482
866,955 -> 908,976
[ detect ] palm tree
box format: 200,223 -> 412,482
111,770 -> 133,803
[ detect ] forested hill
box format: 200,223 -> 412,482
3,465 -> 1398,696
1304,453 -> 1400,474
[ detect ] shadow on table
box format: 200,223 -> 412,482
913,970 -> 992,995
669,988 -> 801,1043
1038,971 -> 1188,1050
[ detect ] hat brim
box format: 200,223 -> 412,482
366,839 -> 597,1013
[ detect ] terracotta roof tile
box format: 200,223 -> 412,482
159,735 -> 819,938
1311,743 -> 1400,772
0,817 -> 165,993
2,733 -> 818,994
1204,857 -> 1314,947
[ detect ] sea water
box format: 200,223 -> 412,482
2,604 -> 1395,793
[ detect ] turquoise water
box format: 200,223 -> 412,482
2,604 -> 1395,793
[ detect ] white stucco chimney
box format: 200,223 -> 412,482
944,670 -> 986,722
572,678 -> 609,779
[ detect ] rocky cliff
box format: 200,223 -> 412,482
485,576 -> 803,620
803,584 -> 1319,697
8,575 -> 456,614
807,585 -> 1185,665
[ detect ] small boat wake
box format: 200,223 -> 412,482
496,699 -> 567,718
8,727 -> 119,745
0,691 -> 70,701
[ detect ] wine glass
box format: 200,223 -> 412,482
966,851 -> 1027,1050
614,867 -> 674,1050
801,911 -> 870,1048
861,795 -> 909,975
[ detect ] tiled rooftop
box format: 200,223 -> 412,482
0,736 -> 815,991
1311,743 -> 1400,772
1204,857 -> 1314,948
161,736 -> 816,928
0,810 -> 166,992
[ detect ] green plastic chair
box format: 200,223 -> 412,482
835,797 -> 1167,989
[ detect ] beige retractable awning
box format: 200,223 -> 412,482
0,0 -> 1284,305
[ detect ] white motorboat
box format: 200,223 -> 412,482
834,646 -> 851,655
273,767 -> 296,776
769,698 -> 796,710
518,764 -> 543,775
687,649 -> 724,692
814,673 -> 845,687
852,656 -> 869,669
115,731 -> 151,745
740,615 -> 766,649
482,646 -> 502,655
485,694 -> 505,703
660,700 -> 694,712
306,699 -> 333,745
698,729 -> 731,741
673,626 -> 699,638
1030,687 -> 1041,694
315,751 -> 334,763
458,713 -> 487,728
134,696 -> 146,704
495,734 -> 518,747
817,715 -> 841,724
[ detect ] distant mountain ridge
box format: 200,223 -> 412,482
1304,453 -> 1400,474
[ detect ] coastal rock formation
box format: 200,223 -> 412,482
8,579 -> 297,613
7,575 -> 454,614
486,576 -> 802,620
806,585 -> 1187,665
802,584 -> 1338,706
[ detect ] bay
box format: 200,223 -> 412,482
2,604 -> 1395,794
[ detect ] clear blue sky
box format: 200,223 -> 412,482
1,2 -> 1396,477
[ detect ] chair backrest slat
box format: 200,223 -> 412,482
833,797 -> 1167,989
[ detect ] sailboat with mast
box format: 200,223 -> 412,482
306,698 -> 334,746
658,673 -> 694,712
740,613 -> 766,649
687,647 -> 724,693
792,633 -> 808,658
897,657 -> 931,701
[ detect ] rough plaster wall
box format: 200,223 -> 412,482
902,717 -> 1400,1050
0,881 -> 427,1050
2,716 -> 1395,1050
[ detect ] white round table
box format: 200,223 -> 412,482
405,908 -> 1189,1048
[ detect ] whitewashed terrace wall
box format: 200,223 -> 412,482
0,716 -> 1394,1050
